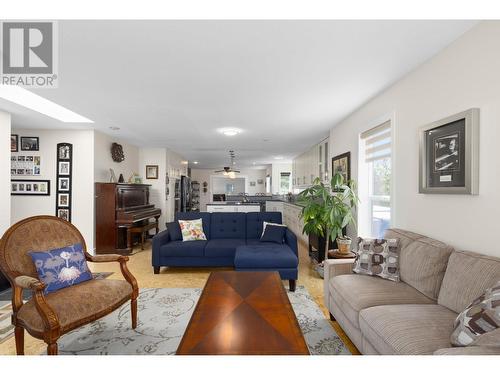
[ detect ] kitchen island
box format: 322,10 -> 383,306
206,202 -> 261,213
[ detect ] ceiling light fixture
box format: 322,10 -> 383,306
193,161 -> 199,165
274,156 -> 284,160
0,84 -> 94,123
218,127 -> 242,137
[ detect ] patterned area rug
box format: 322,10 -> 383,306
0,272 -> 113,344
57,286 -> 350,355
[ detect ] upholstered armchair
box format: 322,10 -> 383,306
0,215 -> 139,355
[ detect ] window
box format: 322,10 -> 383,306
358,120 -> 392,238
279,172 -> 291,194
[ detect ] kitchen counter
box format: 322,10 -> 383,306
206,202 -> 260,206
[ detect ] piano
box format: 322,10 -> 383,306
95,183 -> 161,254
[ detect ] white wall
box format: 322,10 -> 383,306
0,112 -> 11,236
190,168 -> 267,211
329,21 -> 500,257
271,162 -> 292,194
139,148 -> 168,229
10,129 -> 95,250
94,130 -> 139,182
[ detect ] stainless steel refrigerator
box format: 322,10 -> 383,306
180,175 -> 191,212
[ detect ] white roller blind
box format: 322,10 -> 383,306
361,121 -> 391,162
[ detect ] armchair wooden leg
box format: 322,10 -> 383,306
289,279 -> 296,292
14,326 -> 24,355
47,342 -> 58,355
131,298 -> 138,329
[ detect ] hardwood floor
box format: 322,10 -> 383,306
0,240 -> 359,355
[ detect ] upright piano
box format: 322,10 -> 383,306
95,183 -> 161,254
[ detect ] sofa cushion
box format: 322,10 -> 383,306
438,250 -> 500,314
234,245 -> 298,269
17,279 -> 132,335
246,212 -> 282,239
204,239 -> 246,258
160,240 -> 207,257
210,213 -> 246,239
359,304 -> 457,355
451,280 -> 500,346
179,219 -> 208,241
353,237 -> 401,282
166,221 -> 182,241
175,212 -> 211,240
260,224 -> 286,244
384,228 -> 453,300
330,274 -> 434,329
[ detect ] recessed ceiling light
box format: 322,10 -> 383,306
193,161 -> 199,164
109,126 -> 120,131
0,84 -> 93,123
218,127 -> 242,137
274,156 -> 284,160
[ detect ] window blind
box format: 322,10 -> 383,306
361,121 -> 391,163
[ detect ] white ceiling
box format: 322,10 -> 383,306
2,20 -> 477,168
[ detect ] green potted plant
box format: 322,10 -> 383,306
297,173 -> 358,260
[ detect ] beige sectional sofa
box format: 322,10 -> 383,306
324,228 -> 500,355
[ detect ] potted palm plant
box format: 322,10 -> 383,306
297,173 -> 358,261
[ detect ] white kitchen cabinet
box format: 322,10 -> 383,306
292,136 -> 329,188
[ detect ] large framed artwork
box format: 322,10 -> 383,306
331,151 -> 351,188
419,108 -> 479,194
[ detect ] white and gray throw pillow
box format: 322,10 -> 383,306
353,237 -> 401,282
451,280 -> 500,347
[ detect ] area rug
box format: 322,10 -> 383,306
56,286 -> 350,355
0,272 -> 113,344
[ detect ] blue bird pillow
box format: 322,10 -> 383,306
29,243 -> 93,294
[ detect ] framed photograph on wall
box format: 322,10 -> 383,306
20,136 -> 39,151
331,151 -> 351,188
146,165 -> 159,179
11,134 -> 18,152
56,143 -> 73,222
11,179 -> 50,196
419,108 -> 479,194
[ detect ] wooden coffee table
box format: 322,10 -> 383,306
176,271 -> 310,355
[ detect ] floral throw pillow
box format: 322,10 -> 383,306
352,237 -> 401,282
179,219 -> 207,241
29,243 -> 93,294
451,280 -> 500,347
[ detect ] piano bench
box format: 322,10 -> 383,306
128,222 -> 159,250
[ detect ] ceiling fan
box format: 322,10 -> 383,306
214,150 -> 240,178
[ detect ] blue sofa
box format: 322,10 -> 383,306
152,212 -> 298,291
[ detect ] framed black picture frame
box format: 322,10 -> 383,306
20,136 -> 39,151
11,179 -> 50,196
331,151 -> 351,188
11,134 -> 18,152
56,143 -> 73,221
419,108 -> 479,195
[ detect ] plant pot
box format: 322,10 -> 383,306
337,238 -> 352,254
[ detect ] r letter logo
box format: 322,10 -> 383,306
1,21 -> 58,87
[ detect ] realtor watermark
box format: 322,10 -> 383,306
1,21 -> 58,88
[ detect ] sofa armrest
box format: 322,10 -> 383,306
284,229 -> 298,258
152,229 -> 170,266
323,258 -> 355,310
434,346 -> 500,355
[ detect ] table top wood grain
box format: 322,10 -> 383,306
176,271 -> 310,355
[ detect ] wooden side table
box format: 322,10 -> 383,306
327,249 -> 357,259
